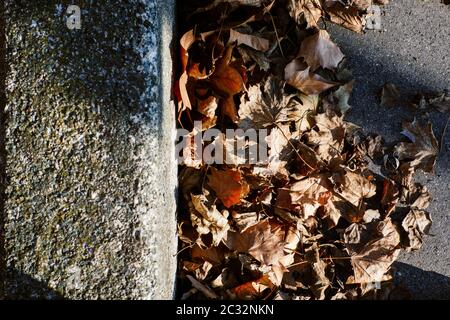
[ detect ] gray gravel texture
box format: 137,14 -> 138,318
328,0 -> 449,299
3,0 -> 177,299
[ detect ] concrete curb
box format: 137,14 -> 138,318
2,0 -> 177,299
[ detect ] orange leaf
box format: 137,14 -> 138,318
231,275 -> 274,300
210,46 -> 245,96
207,168 -> 249,208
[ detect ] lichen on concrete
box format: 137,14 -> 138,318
4,0 -> 177,299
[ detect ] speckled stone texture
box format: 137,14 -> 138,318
328,0 -> 450,299
3,0 -> 177,299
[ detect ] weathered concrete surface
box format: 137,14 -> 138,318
328,0 -> 450,299
3,0 -> 177,299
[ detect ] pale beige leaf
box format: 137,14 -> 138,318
299,30 -> 345,71
345,219 -> 401,284
305,112 -> 346,161
179,71 -> 192,110
190,194 -> 230,246
402,209 -> 432,251
289,174 -> 334,219
239,77 -> 312,129
285,62 -> 338,95
333,170 -> 376,207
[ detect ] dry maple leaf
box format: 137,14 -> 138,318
305,244 -> 331,300
299,30 -> 345,71
178,29 -> 201,111
394,119 -> 439,173
239,77 -> 312,129
267,227 -> 302,285
252,124 -> 293,178
345,218 -> 401,284
332,170 -> 376,207
306,112 -> 346,161
229,29 -> 270,52
401,209 -> 432,251
359,134 -> 384,161
207,168 -> 250,208
285,61 -> 338,95
191,244 -> 225,265
190,194 -> 230,246
288,0 -> 323,29
225,220 -> 286,266
323,1 -> 364,33
288,174 -> 341,222
402,184 -> 431,210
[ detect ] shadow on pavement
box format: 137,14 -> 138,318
393,262 -> 450,300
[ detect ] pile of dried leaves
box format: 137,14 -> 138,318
175,0 -> 439,300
